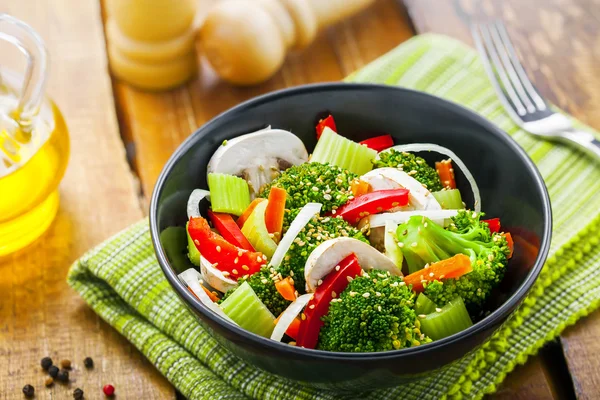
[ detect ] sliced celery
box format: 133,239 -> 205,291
310,127 -> 376,175
220,281 -> 276,338
431,189 -> 464,210
241,200 -> 277,258
186,222 -> 200,267
420,296 -> 473,341
415,293 -> 437,315
207,173 -> 250,216
384,220 -> 403,271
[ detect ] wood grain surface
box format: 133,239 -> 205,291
0,1 -> 174,399
405,0 -> 600,398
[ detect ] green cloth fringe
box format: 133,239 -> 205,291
68,34 -> 600,399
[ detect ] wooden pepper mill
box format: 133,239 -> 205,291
199,0 -> 377,85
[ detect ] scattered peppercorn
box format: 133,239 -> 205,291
45,377 -> 54,387
22,384 -> 34,397
103,384 -> 115,397
41,356 -> 53,370
83,357 -> 94,369
48,365 -> 59,378
60,359 -> 72,369
57,369 -> 69,382
73,388 -> 84,399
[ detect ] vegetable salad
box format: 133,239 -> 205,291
178,115 -> 514,352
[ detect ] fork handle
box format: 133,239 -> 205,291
559,130 -> 600,160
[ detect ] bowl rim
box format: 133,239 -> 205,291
150,82 -> 552,361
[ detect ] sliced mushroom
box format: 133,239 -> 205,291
361,168 -> 441,211
207,128 -> 308,198
200,255 -> 238,293
304,237 -> 401,292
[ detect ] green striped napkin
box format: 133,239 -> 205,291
68,34 -> 600,400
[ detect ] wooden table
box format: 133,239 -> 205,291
1,0 -> 598,398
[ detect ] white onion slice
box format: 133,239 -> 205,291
367,209 -> 460,228
187,189 -> 211,219
379,144 -> 481,213
270,293 -> 312,342
268,203 -> 322,269
199,255 -> 238,293
178,268 -> 236,323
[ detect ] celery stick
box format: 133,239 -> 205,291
207,173 -> 251,216
420,296 -> 473,340
186,222 -> 200,267
241,200 -> 277,258
431,189 -> 464,210
415,293 -> 437,315
384,220 -> 403,271
310,127 -> 376,175
220,281 -> 276,338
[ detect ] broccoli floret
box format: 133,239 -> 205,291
219,268 -> 291,316
396,210 -> 510,317
278,211 -> 368,293
260,162 -> 357,213
317,270 -> 430,352
373,150 -> 443,191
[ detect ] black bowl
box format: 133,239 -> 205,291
150,83 -> 551,391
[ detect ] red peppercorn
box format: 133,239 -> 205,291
103,384 -> 115,397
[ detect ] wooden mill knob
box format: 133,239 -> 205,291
199,0 -> 377,85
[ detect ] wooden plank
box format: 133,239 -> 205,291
405,0 -> 600,398
0,0 -> 174,398
111,0 -> 414,201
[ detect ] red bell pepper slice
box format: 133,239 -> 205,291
316,115 -> 336,139
296,254 -> 362,349
208,210 -> 255,251
359,135 -> 394,152
188,216 -> 265,279
483,218 -> 501,234
335,189 -> 410,224
274,315 -> 302,340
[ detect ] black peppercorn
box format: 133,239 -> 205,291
73,388 -> 84,399
41,356 -> 53,370
48,365 -> 59,378
45,377 -> 54,387
83,357 -> 94,369
57,369 -> 69,382
22,384 -> 34,397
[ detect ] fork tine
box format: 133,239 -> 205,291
488,21 -> 537,114
494,21 -> 547,111
472,23 -> 527,117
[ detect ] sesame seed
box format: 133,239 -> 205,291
439,274 -> 445,279
222,271 -> 229,276
398,242 -> 404,248
257,256 -> 262,262
392,202 -> 399,207
375,292 -> 382,297
378,306 -> 382,312
335,265 -> 340,271
488,254 -> 494,261
301,313 -> 306,320
347,276 -> 354,283
419,314 -> 427,319
238,250 -> 243,257
232,268 -> 239,275
429,272 -> 435,277
234,257 -> 239,264
215,245 -> 222,252
242,265 -> 250,271
263,255 -> 268,261
309,304 -> 315,309
331,291 -> 337,298
399,281 -> 406,286
312,186 -> 319,192
332,210 -> 336,214
472,212 -> 477,218
362,292 -> 370,298
436,308 -> 442,313
411,242 -> 418,247
317,279 -> 323,286
350,291 -> 358,296
212,262 -> 219,268
424,222 -> 428,228
290,270 -> 294,277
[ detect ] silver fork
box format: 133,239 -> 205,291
471,20 -> 600,158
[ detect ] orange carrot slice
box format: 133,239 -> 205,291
237,198 -> 266,228
275,277 -> 297,301
404,254 -> 472,292
350,179 -> 371,197
435,159 -> 456,189
504,232 -> 514,259
188,285 -> 219,303
265,187 -> 287,242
